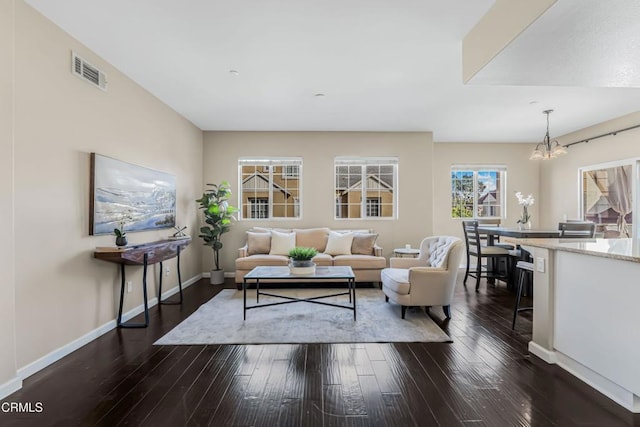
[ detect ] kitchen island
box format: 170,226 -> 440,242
519,238 -> 640,412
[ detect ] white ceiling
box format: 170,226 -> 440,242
24,0 -> 640,142
469,0 -> 640,88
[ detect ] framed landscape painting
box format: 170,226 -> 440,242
90,153 -> 176,235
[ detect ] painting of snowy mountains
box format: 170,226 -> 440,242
90,153 -> 176,235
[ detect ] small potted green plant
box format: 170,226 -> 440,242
196,181 -> 237,284
288,247 -> 318,275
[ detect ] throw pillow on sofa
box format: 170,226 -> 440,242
293,228 -> 330,252
351,233 -> 378,255
247,231 -> 272,255
324,231 -> 354,256
269,230 -> 296,255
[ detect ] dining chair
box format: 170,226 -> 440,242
558,221 -> 596,238
462,220 -> 511,291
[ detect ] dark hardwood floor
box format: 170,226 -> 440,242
2,277 -> 639,426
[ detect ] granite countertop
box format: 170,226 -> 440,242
518,238 -> 640,263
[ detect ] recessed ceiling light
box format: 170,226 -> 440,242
229,70 -> 239,76
314,93 -> 325,98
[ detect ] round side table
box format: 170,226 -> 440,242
393,248 -> 420,258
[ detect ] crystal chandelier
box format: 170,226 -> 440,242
530,110 -> 568,160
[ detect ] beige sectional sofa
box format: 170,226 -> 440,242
234,227 -> 386,289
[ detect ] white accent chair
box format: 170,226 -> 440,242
381,236 -> 464,319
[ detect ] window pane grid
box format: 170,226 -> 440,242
335,159 -> 396,219
240,159 -> 302,220
451,168 -> 505,219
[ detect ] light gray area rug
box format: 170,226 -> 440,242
155,288 -> 451,345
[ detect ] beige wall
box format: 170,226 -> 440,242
12,2 -> 203,369
539,111 -> 640,228
0,0 -> 18,391
203,131 -> 434,272
432,142 -> 540,240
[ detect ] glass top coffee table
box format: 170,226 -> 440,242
242,266 -> 356,320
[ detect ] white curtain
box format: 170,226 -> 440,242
604,166 -> 632,236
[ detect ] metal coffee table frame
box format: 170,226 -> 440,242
242,266 -> 357,320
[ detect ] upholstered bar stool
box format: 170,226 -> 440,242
512,260 -> 534,329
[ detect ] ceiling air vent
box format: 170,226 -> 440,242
71,51 -> 107,91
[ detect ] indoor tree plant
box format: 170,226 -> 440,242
196,181 -> 237,284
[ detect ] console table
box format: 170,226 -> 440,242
94,237 -> 191,328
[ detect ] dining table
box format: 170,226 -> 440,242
476,225 -> 561,244
475,225 -> 561,288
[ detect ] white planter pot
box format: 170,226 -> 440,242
210,269 -> 225,285
289,261 -> 316,275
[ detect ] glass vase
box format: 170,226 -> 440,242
518,221 -> 532,230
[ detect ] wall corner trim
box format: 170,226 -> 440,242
528,341 -> 556,364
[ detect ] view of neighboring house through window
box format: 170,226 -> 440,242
335,157 -> 397,219
239,158 -> 302,220
281,165 -> 299,178
366,197 -> 381,217
451,166 -> 506,218
248,197 -> 269,219
581,161 -> 633,237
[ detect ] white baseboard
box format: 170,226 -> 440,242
554,352 -> 640,413
0,376 -> 22,400
528,341 -> 556,364
15,274 -> 202,384
119,273 -> 202,322
528,341 -> 640,413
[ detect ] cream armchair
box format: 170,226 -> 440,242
381,236 -> 463,319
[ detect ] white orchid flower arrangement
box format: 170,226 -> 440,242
113,210 -> 133,237
515,192 -> 534,224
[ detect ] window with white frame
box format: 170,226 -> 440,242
335,157 -> 397,219
451,165 -> 506,219
239,158 -> 302,220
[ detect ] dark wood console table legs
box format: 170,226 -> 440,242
114,246 -> 185,328
117,253 -> 150,328
158,246 -> 183,305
